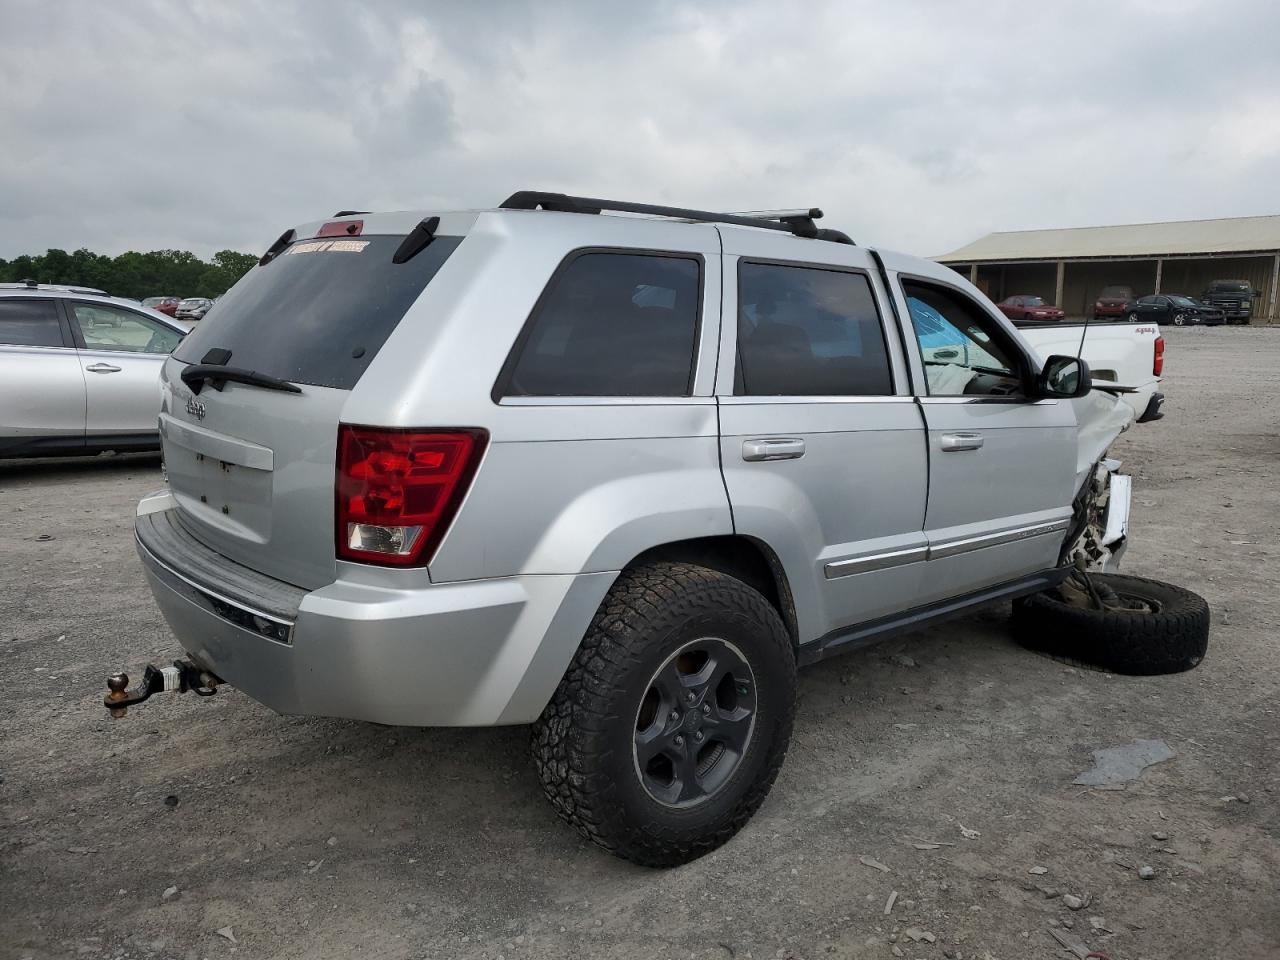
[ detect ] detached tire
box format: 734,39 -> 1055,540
531,562 -> 796,868
1013,573 -> 1209,675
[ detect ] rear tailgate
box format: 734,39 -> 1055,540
159,226 -> 464,590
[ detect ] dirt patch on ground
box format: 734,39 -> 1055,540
2,327 -> 1278,960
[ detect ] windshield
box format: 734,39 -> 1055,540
1022,297 -> 1045,306
1170,296 -> 1197,306
173,233 -> 462,390
1208,282 -> 1249,293
1099,287 -> 1131,299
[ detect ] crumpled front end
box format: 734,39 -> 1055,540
1061,390 -> 1135,573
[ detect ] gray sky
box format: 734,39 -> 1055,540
3,0 -> 1277,260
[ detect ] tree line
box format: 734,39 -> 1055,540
0,247 -> 260,300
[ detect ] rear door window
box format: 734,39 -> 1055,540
499,251 -> 701,397
173,234 -> 462,390
735,262 -> 893,396
0,299 -> 65,348
70,303 -> 182,354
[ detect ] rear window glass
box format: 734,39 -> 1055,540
499,252 -> 701,397
174,234 -> 462,390
735,262 -> 893,396
0,299 -> 64,348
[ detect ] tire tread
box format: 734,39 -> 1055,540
530,562 -> 796,867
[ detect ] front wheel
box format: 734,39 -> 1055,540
531,562 -> 796,867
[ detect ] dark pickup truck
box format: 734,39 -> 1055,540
1201,280 -> 1258,325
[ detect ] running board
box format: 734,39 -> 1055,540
797,568 -> 1071,667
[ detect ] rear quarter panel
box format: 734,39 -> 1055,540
337,211 -> 733,583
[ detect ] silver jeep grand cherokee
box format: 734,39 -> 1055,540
129,192 -> 1137,866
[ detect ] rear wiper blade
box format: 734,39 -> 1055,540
180,364 -> 302,396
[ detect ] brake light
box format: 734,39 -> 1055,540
1153,336 -> 1165,377
335,426 -> 487,566
316,219 -> 363,238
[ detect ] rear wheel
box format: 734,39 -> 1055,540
531,562 -> 796,867
1127,312 -> 1139,323
1013,572 -> 1209,675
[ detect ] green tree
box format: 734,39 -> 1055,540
0,246 -> 258,298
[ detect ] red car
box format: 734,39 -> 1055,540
141,296 -> 181,317
1092,286 -> 1134,319
997,295 -> 1066,321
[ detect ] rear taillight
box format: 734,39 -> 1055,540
335,426 -> 487,567
1153,336 -> 1165,377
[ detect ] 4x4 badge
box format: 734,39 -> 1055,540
185,396 -> 206,420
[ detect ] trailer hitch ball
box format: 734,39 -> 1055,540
102,659 -> 223,717
106,673 -> 130,718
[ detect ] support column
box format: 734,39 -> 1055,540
969,264 -> 978,284
1268,253 -> 1279,323
1154,258 -> 1163,295
1054,260 -> 1065,310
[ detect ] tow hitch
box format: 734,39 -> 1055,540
103,659 -> 223,717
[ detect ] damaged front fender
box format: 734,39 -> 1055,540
1070,389 -> 1135,497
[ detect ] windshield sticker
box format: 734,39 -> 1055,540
285,239 -> 370,255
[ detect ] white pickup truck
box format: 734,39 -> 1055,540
1016,319 -> 1165,424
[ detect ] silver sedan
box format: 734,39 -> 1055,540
0,288 -> 188,457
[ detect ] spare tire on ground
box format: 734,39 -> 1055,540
1012,573 -> 1209,676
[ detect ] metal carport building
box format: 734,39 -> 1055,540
936,214 -> 1280,322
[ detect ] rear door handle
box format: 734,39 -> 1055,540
85,363 -> 122,373
940,432 -> 984,452
742,438 -> 805,462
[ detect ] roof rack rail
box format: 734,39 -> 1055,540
499,191 -> 853,243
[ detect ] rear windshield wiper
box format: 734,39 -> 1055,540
180,364 -> 302,395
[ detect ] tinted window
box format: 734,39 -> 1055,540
70,303 -> 182,354
502,252 -> 700,397
903,280 -> 1025,397
0,299 -> 64,347
735,262 -> 892,396
174,234 -> 462,390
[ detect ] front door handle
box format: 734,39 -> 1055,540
940,432 -> 984,452
742,438 -> 805,462
85,363 -> 122,373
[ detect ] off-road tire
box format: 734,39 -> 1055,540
531,562 -> 796,868
1013,573 -> 1209,675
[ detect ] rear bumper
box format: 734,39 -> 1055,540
135,493 -> 615,726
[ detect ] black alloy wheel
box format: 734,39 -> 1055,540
633,636 -> 757,807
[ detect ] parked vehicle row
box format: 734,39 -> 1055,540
996,281 -> 1254,326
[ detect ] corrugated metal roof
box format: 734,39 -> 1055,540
936,214 -> 1280,262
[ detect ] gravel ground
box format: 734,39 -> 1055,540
2,326 -> 1277,960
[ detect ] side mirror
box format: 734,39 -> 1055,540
1036,354 -> 1091,399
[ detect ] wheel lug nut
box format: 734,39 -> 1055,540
701,703 -> 711,715
673,735 -> 684,747
694,731 -> 704,742
686,692 -> 696,703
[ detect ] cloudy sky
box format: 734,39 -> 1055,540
2,0 -> 1278,261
